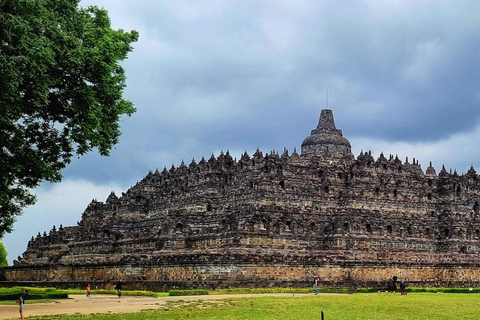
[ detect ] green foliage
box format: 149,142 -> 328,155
0,0 -> 138,237
63,288 -> 168,297
0,286 -> 68,301
168,289 -> 209,296
64,288 -> 118,295
0,242 -> 7,266
118,290 -> 163,297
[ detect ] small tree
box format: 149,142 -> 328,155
0,242 -> 7,267
0,0 -> 139,237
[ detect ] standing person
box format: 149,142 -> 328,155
313,275 -> 319,295
386,276 -> 398,294
115,279 -> 122,297
86,283 -> 91,298
18,289 -> 27,320
400,281 -> 407,295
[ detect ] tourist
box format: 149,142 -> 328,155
115,279 -> 122,297
400,281 -> 407,295
86,283 -> 91,298
18,289 -> 27,320
313,275 -> 319,295
386,276 -> 398,294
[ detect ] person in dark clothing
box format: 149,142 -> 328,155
400,281 -> 407,295
387,276 -> 398,294
115,279 -> 122,297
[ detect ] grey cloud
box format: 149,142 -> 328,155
77,0 -> 480,170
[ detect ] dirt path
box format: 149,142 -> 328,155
0,293 -> 316,319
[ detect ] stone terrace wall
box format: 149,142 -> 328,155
5,261 -> 480,290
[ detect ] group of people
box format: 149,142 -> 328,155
382,276 -> 407,295
18,275 -> 408,318
17,280 -> 122,319
86,279 -> 123,298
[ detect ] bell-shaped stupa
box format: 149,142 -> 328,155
301,109 -> 352,160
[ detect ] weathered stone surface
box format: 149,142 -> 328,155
4,109 -> 480,289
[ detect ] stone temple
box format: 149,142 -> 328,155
4,109 -> 480,290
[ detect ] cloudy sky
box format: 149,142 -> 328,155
4,0 -> 480,263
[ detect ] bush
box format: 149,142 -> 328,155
169,289 -> 209,296
356,288 -> 380,293
120,290 -> 158,297
44,292 -> 69,299
0,287 -> 68,301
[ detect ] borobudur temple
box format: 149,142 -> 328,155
5,109 -> 480,290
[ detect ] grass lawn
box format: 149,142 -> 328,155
25,292 -> 480,320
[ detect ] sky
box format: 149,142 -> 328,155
4,0 -> 480,263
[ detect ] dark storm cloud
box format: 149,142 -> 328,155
62,0 -> 480,184
5,0 -> 480,263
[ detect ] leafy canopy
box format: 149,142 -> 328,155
0,0 -> 139,237
0,242 -> 7,266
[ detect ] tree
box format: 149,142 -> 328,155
0,0 -> 139,237
0,242 -> 7,266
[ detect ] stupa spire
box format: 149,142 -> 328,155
316,109 -> 337,132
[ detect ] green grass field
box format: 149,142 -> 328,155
23,292 -> 480,320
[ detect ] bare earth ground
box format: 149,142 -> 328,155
0,293 -> 316,319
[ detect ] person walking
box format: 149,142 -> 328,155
18,289 -> 27,320
115,279 -> 122,298
313,275 -> 319,295
86,284 -> 91,298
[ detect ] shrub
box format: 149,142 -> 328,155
169,289 -> 209,296
44,291 -> 69,299
0,287 -> 68,301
